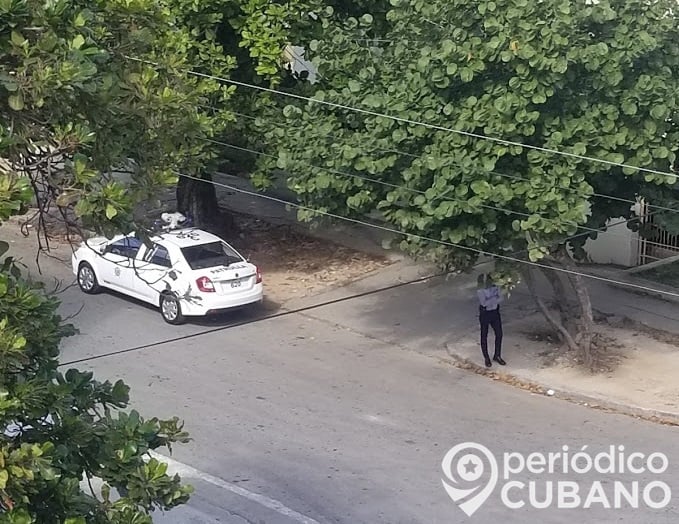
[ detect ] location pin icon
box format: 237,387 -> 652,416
441,442 -> 499,517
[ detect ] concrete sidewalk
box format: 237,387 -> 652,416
198,174 -> 679,422
440,273 -> 679,424
201,175 -> 679,424
13,170 -> 679,425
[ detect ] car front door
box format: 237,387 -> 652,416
133,243 -> 176,301
97,237 -> 141,293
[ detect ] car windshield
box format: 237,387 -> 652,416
181,242 -> 243,270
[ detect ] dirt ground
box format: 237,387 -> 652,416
4,209 -> 393,307
226,214 -> 392,306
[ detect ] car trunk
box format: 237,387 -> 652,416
200,264 -> 257,295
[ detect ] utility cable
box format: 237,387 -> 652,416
59,172 -> 679,367
204,137 -> 675,251
224,109 -> 679,215
173,172 -> 679,299
59,268 -> 451,366
125,56 -> 679,181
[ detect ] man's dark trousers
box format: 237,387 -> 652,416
479,306 -> 503,360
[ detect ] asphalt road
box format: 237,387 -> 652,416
5,231 -> 679,523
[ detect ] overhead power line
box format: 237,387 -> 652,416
205,137 -> 677,252
224,109 -> 679,215
59,268 -> 452,366
174,172 -> 679,299
59,175 -> 677,367
126,56 -> 679,181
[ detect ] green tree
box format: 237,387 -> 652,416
170,0 -> 316,232
0,176 -> 192,523
0,0 -> 236,520
253,0 -> 679,366
1,0 -> 236,238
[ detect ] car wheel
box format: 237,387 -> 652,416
160,293 -> 184,325
77,263 -> 100,294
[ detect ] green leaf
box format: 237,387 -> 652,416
72,35 -> 85,49
347,80 -> 361,93
528,248 -> 542,262
470,180 -> 490,195
105,204 -> 117,220
360,14 -> 373,25
649,105 -> 668,120
8,93 -> 24,111
316,173 -> 331,189
621,101 -> 637,115
11,30 -> 25,47
74,12 -> 86,27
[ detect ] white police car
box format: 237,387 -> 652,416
71,226 -> 263,324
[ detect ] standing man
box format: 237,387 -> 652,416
477,274 -> 506,368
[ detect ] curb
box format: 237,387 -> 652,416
583,265 -> 679,306
444,343 -> 679,427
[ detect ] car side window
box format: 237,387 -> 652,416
105,237 -> 142,258
143,244 -> 172,268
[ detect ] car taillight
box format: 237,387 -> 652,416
196,276 -> 215,292
256,266 -> 262,284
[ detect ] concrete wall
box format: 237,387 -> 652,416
583,217 -> 640,267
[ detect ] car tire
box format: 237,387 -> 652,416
160,293 -> 185,325
77,262 -> 101,294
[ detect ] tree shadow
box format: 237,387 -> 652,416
95,288 -> 282,328
305,272 -> 539,357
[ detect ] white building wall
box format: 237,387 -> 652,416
583,216 -> 640,267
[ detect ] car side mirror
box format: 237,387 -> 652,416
168,271 -> 178,280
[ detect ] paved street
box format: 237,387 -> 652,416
43,252 -> 679,523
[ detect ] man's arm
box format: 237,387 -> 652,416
477,289 -> 489,308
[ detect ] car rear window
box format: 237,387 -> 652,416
181,242 -> 243,270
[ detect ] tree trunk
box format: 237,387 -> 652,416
524,248 -> 596,369
556,251 -> 595,369
523,266 -> 579,351
539,261 -> 579,335
176,173 -> 237,237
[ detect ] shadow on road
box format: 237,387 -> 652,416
93,288 -> 282,328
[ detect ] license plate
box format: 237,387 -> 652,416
230,279 -> 242,288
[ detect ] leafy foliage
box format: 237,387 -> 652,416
253,0 -> 679,269
0,0 -> 236,237
0,0 -> 255,521
246,0 -> 679,364
0,187 -> 194,522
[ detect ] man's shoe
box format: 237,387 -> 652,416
493,356 -> 506,366
484,358 -> 492,368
